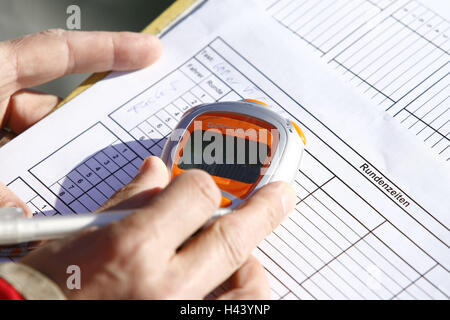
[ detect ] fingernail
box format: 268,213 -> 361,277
138,157 -> 151,174
3,202 -> 18,208
280,183 -> 296,216
1,204 -> 26,218
3,202 -> 31,218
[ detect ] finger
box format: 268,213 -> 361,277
172,181 -> 296,297
5,89 -> 61,133
98,156 -> 169,211
0,29 -> 162,94
217,256 -> 270,300
0,181 -> 31,217
111,170 -> 221,255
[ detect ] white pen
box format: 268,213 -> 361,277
0,207 -> 232,246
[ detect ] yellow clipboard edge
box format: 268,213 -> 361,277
56,0 -> 201,110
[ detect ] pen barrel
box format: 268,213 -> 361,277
0,208 -> 232,246
0,211 -> 132,245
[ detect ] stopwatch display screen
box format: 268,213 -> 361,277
178,130 -> 269,184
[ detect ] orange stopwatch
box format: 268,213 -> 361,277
161,100 -> 306,211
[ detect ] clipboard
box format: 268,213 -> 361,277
56,0 -> 202,110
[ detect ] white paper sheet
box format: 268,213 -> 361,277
264,0 -> 450,162
0,0 -> 448,300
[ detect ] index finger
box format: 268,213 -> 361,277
0,29 -> 162,92
171,181 -> 296,298
107,170 -> 221,260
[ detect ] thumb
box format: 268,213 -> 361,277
0,181 -> 31,217
98,156 -> 170,212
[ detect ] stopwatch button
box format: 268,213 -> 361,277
220,196 -> 232,208
290,121 -> 306,145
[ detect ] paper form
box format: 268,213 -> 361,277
0,0 -> 449,299
264,0 -> 450,162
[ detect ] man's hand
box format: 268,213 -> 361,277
0,29 -> 162,215
21,157 -> 296,299
0,29 -> 297,299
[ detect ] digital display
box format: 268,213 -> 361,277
178,130 -> 270,184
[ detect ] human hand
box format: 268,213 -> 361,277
0,29 -> 162,216
21,156 -> 296,299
